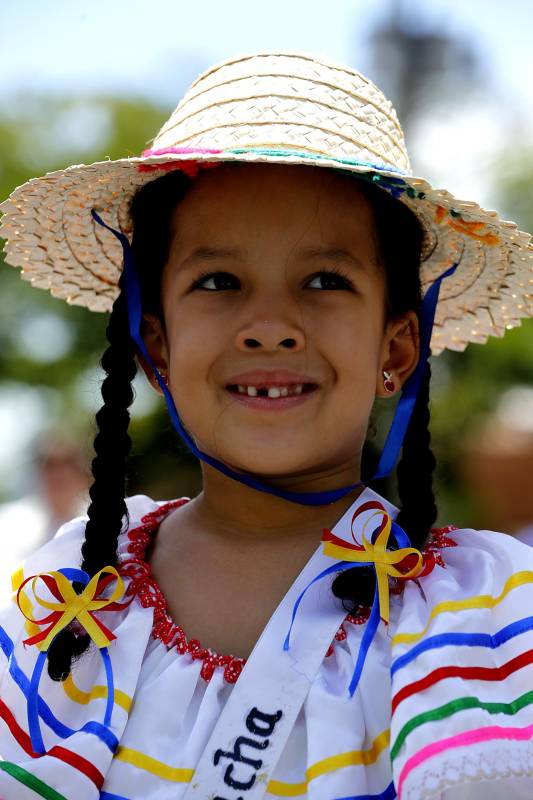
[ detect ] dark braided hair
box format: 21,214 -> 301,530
47,274 -> 138,680
47,166 -> 437,679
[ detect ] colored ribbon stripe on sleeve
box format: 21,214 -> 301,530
0,625 -> 118,750
0,761 -> 68,800
391,568 -> 533,647
0,696 -> 105,789
396,722 -> 533,799
392,646 -> 533,714
390,689 -> 533,762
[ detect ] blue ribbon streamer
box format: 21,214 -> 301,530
91,209 -> 457,506
284,519 -> 415,698
372,262 -> 458,480
0,626 -> 118,751
27,650 -> 48,754
25,568 -> 117,755
102,647 -> 114,727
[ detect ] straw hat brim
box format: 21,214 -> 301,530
1,147 -> 532,356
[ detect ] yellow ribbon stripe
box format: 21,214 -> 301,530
267,728 -> 390,796
23,567 -> 125,651
11,567 -> 41,639
63,672 -> 132,714
392,569 -> 533,647
115,747 -> 194,783
323,510 -> 423,625
113,729 -> 390,796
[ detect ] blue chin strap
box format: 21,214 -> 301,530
92,209 -> 457,506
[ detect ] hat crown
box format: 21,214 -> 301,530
152,51 -> 412,176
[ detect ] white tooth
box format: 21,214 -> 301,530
246,386 -> 257,397
294,384 -> 303,395
268,387 -> 281,399
238,385 -> 246,393
280,387 -> 289,397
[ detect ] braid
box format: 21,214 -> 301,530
47,277 -> 137,681
331,363 -> 437,610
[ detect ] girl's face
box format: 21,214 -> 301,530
142,163 -> 418,482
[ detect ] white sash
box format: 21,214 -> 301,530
183,487 -> 398,799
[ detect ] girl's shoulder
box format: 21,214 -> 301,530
397,521 -> 533,631
390,523 -> 533,797
0,494 -> 166,799
0,492 -> 165,669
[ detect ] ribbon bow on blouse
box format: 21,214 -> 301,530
16,566 -> 130,754
284,500 -> 425,697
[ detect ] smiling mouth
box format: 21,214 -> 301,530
226,383 -> 318,398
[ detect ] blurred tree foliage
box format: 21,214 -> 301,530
1,95 -> 532,525
0,95 -> 201,502
428,152 -> 533,527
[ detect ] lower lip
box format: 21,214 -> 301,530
226,388 -> 318,410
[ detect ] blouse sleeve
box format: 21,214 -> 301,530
0,499 -> 156,800
390,527 -> 533,799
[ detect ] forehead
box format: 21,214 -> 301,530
169,163 -> 377,256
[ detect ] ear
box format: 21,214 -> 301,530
137,313 -> 170,396
376,311 -> 420,398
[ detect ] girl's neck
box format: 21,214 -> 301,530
186,462 -> 366,543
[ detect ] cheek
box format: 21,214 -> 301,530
165,312 -> 230,423
316,304 -> 383,383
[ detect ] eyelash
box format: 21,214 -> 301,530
189,267 -> 355,292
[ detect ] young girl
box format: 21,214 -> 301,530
1,51 -> 533,800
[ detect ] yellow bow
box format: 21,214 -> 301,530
322,508 -> 424,625
17,566 -> 126,651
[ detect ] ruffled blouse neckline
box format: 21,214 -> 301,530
117,497 -> 458,684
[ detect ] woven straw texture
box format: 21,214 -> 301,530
1,50 -> 532,355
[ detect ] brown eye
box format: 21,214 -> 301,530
306,271 -> 354,290
192,271 -> 240,291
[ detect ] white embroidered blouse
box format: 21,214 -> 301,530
0,488 -> 532,800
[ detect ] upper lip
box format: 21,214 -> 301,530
225,369 -> 320,387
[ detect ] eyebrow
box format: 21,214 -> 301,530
298,246 -> 367,270
180,247 -> 243,268
180,245 -> 366,270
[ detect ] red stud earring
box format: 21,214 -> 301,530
383,370 -> 395,394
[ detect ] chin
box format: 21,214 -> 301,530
216,446 -> 321,481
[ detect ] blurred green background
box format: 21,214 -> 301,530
1,0 -> 533,534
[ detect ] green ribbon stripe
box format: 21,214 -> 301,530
390,689 -> 533,762
225,146 -> 408,176
0,761 -> 68,800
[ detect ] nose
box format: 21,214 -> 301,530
235,304 -> 306,353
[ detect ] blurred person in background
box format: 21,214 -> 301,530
0,430 -> 89,603
461,386 -> 533,546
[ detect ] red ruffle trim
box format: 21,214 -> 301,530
119,500 -> 458,683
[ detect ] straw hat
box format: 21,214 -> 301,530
1,50 -> 532,355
